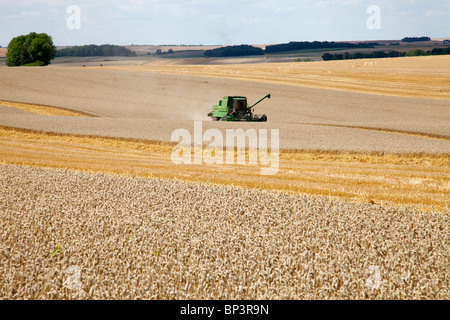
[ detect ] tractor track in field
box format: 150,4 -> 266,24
298,123 -> 450,142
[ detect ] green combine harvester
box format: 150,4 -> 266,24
207,93 -> 270,122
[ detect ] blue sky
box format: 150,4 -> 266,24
1,0 -> 449,46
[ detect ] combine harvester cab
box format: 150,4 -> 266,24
207,94 -> 270,122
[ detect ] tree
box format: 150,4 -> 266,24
401,36 -> 431,43
6,32 -> 56,66
431,48 -> 445,55
406,49 -> 427,56
204,45 -> 264,57
388,51 -> 401,58
322,53 -> 333,61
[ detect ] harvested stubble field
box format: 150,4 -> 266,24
99,55 -> 450,100
0,126 -> 448,211
0,55 -> 449,299
1,164 -> 449,300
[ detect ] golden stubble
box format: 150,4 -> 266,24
0,100 -> 90,117
1,126 -> 448,211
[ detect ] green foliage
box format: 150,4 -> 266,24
6,32 -> 56,67
22,61 -> 46,67
204,45 -> 264,57
5,35 -> 26,66
52,243 -> 62,256
431,48 -> 446,55
296,58 -> 313,62
322,46 -> 449,61
265,41 -> 380,54
406,49 -> 427,56
56,44 -> 137,57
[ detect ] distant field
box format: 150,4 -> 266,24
44,40 -> 450,67
98,55 -> 450,100
125,40 -> 449,64
1,61 -> 449,150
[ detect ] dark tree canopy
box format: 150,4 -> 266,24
265,41 -> 379,53
204,45 -> 264,57
6,32 -> 57,66
55,44 -> 137,57
322,47 -> 450,61
401,36 -> 431,43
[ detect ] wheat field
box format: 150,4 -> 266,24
1,164 -> 448,300
97,55 -> 450,100
0,55 -> 449,299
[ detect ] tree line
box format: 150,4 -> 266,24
264,41 -> 380,54
56,44 -> 137,57
204,45 -> 265,57
203,41 -> 380,57
401,36 -> 431,43
322,47 -> 450,61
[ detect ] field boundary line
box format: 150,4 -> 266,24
299,122 -> 450,142
1,125 -> 449,212
0,100 -> 96,117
